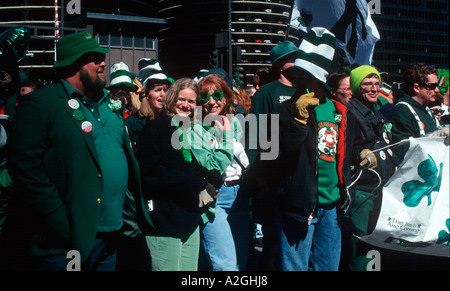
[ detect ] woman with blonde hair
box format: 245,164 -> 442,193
125,59 -> 172,152
137,77 -> 233,271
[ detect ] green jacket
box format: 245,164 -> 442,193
7,81 -> 153,262
389,90 -> 439,158
248,80 -> 297,164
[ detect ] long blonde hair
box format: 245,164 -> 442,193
138,81 -> 170,120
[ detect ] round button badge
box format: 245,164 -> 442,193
81,121 -> 93,133
68,99 -> 80,110
73,109 -> 85,121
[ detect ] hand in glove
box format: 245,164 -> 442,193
359,149 -> 377,169
198,183 -> 219,207
294,92 -> 320,125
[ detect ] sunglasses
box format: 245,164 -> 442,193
199,89 -> 224,102
92,54 -> 105,65
431,109 -> 444,115
80,53 -> 105,65
422,83 -> 439,90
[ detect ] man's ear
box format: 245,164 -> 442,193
412,83 -> 421,96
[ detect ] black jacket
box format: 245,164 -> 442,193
344,98 -> 398,196
262,97 -> 350,223
137,111 -> 206,236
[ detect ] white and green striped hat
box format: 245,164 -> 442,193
292,27 -> 336,88
138,58 -> 171,88
106,62 -> 138,91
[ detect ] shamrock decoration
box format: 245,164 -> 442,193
107,98 -> 123,113
401,155 -> 443,208
437,218 -> 450,246
383,123 -> 392,133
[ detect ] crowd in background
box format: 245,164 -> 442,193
0,27 -> 449,271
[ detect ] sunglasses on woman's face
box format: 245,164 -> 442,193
432,109 -> 444,115
199,89 -> 224,102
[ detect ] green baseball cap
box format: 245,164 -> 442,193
53,31 -> 109,68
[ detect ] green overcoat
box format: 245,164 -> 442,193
6,81 -> 153,262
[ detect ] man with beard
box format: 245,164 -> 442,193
2,31 -> 153,271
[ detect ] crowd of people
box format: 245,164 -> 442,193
0,28 -> 448,271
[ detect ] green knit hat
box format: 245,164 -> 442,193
53,31 -> 109,68
350,65 -> 381,94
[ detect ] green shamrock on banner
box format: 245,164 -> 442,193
437,218 -> 450,246
401,155 -> 443,208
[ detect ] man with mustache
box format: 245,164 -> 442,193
3,31 -> 153,271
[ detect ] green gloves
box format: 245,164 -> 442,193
294,92 -> 320,125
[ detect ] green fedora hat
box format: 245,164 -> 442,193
53,31 -> 109,68
270,40 -> 299,64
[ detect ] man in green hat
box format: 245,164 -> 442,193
247,40 -> 299,270
3,31 -> 153,271
249,40 -> 299,162
340,65 -> 398,271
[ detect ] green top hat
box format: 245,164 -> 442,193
106,62 -> 138,91
53,31 -> 109,68
138,58 -> 171,87
270,40 -> 299,64
283,27 -> 336,91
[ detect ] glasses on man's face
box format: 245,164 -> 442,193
92,54 -> 105,65
199,89 -> 224,103
422,83 -> 439,90
360,82 -> 380,89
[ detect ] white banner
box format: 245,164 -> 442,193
290,0 -> 380,65
361,137 -> 450,257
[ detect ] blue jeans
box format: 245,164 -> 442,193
201,184 -> 250,271
34,238 -> 117,271
276,206 -> 342,271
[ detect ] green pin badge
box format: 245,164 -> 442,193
73,109 -> 85,121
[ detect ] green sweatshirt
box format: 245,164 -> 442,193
390,90 -> 439,158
